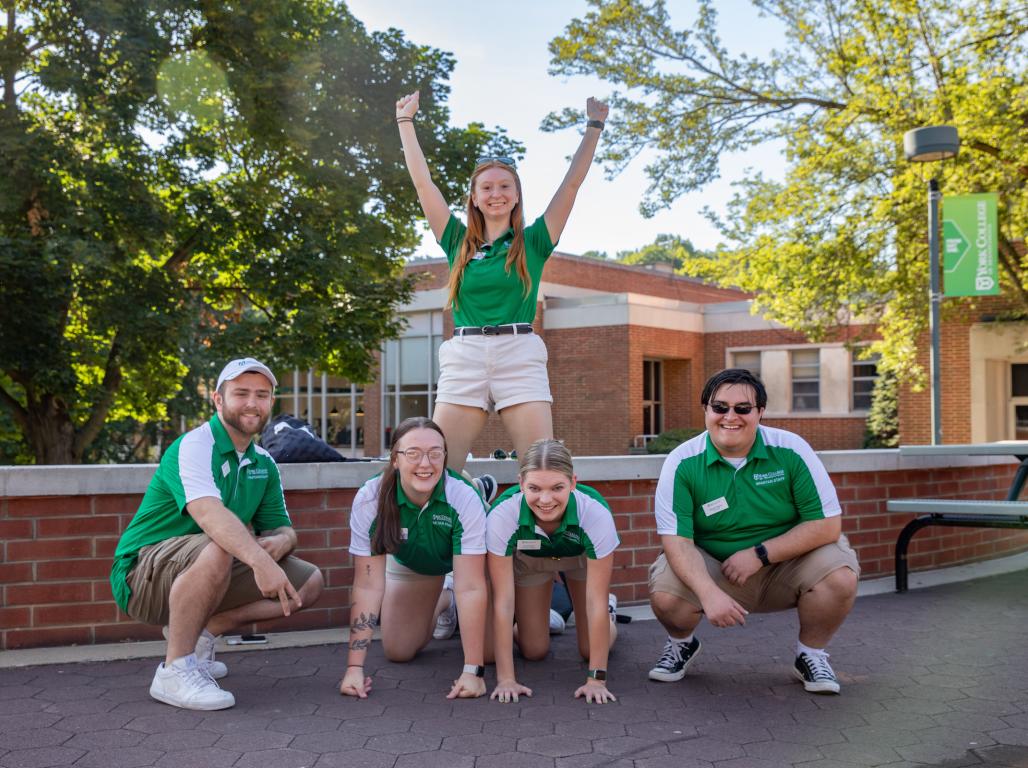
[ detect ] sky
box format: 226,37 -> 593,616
345,0 -> 789,258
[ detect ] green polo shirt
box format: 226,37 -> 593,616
486,483 -> 620,559
349,469 -> 486,575
438,213 -> 555,326
654,425 -> 841,561
110,414 -> 291,611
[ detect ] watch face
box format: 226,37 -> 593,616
589,669 -> 606,681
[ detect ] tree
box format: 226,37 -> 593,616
616,232 -> 702,269
546,0 -> 1028,386
578,249 -> 611,260
0,1 -> 518,463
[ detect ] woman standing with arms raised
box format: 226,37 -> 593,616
394,91 -> 608,474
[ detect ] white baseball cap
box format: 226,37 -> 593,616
215,358 -> 278,391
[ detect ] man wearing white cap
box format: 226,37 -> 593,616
110,358 -> 324,710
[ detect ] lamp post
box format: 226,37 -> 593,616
904,125 -> 960,445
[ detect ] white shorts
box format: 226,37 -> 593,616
435,332 -> 552,412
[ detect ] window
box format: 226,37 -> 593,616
852,352 -> 880,411
642,359 -> 663,437
381,311 -> 444,448
275,372 -> 365,457
791,349 -> 820,412
1013,364 -> 1028,440
731,350 -> 761,379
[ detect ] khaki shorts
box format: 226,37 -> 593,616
386,555 -> 444,584
436,332 -> 552,413
125,533 -> 319,626
648,535 -> 860,613
513,551 -> 588,587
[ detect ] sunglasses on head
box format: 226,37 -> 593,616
708,402 -> 756,415
475,155 -> 516,168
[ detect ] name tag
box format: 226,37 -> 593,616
702,497 -> 729,516
221,460 -> 231,478
400,528 -> 409,540
517,539 -> 542,551
472,251 -> 486,260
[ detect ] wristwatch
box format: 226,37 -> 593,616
586,119 -> 605,131
463,664 -> 485,677
586,669 -> 607,681
754,543 -> 771,567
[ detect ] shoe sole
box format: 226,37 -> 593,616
647,640 -> 701,682
791,666 -> 840,694
150,686 -> 235,710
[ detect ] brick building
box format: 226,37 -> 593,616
283,253 -> 895,458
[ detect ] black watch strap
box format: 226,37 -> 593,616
463,664 -> 485,678
586,119 -> 605,131
587,669 -> 607,681
755,543 -> 771,567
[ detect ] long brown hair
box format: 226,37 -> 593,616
447,161 -> 531,311
371,416 -> 448,555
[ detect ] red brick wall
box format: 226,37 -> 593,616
3,462 -> 1025,650
898,296 -> 1021,445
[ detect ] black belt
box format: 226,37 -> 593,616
453,324 -> 534,337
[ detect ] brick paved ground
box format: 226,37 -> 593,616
1,571 -> 1027,768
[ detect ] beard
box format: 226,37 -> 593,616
219,404 -> 270,438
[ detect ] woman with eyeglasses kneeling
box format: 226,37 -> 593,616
488,439 -> 621,704
394,90 -> 609,478
341,417 -> 488,699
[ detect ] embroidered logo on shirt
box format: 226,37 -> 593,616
753,469 -> 786,486
432,513 -> 452,527
246,467 -> 269,479
563,531 -> 581,544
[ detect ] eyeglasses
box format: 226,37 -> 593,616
475,155 -> 516,168
398,447 -> 445,463
708,402 -> 757,416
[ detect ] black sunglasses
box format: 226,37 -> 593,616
475,155 -> 516,168
708,402 -> 756,415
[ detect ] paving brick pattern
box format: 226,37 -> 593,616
1,572 -> 1027,768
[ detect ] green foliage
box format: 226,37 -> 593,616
547,0 -> 1028,385
0,1 -> 518,463
578,249 -> 610,260
647,427 -> 703,454
864,369 -> 900,448
616,233 -> 704,270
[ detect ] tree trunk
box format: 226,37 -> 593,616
26,397 -> 81,464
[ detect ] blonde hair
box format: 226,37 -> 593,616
519,439 -> 574,481
447,161 -> 530,310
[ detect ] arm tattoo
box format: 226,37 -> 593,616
365,564 -> 371,576
349,638 -> 371,651
350,611 -> 378,633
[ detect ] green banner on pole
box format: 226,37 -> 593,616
942,193 -> 999,296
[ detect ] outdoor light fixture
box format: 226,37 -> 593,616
904,125 -> 960,445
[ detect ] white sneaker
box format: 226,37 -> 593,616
150,654 -> 235,710
548,609 -> 565,635
433,587 -> 457,640
163,627 -> 228,679
608,593 -> 618,618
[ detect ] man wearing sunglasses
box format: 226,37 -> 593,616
647,369 -> 859,694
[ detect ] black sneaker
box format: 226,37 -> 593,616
474,474 -> 498,504
648,637 -> 701,682
793,651 -> 841,694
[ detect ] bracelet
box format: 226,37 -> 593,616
347,664 -> 364,669
396,117 -> 414,124
586,119 -> 605,131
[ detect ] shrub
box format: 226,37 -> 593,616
646,428 -> 703,454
